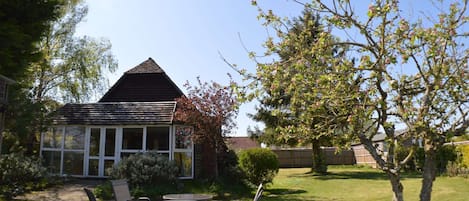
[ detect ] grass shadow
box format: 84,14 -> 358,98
263,193 -> 343,201
262,197 -> 321,201
265,188 -> 307,195
314,171 -> 389,180
288,169 -> 423,181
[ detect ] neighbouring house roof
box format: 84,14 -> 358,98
0,74 -> 15,105
226,137 -> 260,150
99,58 -> 184,102
0,75 -> 15,84
51,101 -> 177,125
351,129 -> 410,146
370,129 -> 408,142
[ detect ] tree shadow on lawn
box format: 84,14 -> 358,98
288,170 -> 421,180
263,189 -> 340,201
263,188 -> 328,201
266,188 -> 306,195
262,196 -> 331,201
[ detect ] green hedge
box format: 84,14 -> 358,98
238,148 -> 279,185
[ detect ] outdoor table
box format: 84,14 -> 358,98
163,193 -> 213,201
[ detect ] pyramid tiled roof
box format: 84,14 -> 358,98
125,57 -> 164,74
99,57 -> 184,102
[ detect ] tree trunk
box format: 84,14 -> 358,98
388,171 -> 404,201
214,138 -> 219,178
420,145 -> 437,201
358,134 -> 404,201
311,139 -> 327,174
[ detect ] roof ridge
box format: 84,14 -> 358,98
125,57 -> 165,74
65,101 -> 177,105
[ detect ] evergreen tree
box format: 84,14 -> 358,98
249,9 -> 336,174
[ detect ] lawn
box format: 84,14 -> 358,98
260,166 -> 469,201
10,166 -> 469,201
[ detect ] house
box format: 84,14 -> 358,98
0,75 -> 15,154
352,129 -> 411,168
40,58 -> 198,178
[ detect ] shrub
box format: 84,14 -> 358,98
238,148 -> 279,185
436,145 -> 458,173
396,146 -> 417,172
0,153 -> 48,199
93,181 -> 113,200
457,145 -> 469,168
109,152 -> 179,187
413,146 -> 458,173
218,149 -> 245,182
445,161 -> 462,177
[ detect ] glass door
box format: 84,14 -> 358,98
87,128 -> 117,177
173,126 -> 194,178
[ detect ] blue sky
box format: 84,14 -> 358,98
75,0 -> 460,136
76,0 -> 306,136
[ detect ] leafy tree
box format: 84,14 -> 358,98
0,0 -> 62,79
4,0 -> 117,154
237,1 -> 468,201
174,77 -> 238,178
0,0 -> 62,154
29,0 -> 117,103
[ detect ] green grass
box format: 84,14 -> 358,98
260,166 -> 469,201
16,166 -> 468,201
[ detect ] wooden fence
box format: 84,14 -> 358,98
271,147 -> 356,168
351,144 -> 380,168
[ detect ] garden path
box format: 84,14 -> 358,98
14,179 -> 104,201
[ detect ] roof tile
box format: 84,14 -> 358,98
51,101 -> 176,125
125,57 -> 164,74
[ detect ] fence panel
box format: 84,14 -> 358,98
272,148 -> 356,168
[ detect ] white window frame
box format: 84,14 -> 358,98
40,125 -> 86,177
144,125 -> 172,157
172,125 -> 194,179
85,127 -> 119,177
42,124 -> 193,179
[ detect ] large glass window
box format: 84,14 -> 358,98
63,152 -> 84,175
64,127 -> 85,149
147,127 -> 169,151
41,125 -> 196,178
89,128 -> 100,156
105,128 -> 116,156
41,126 -> 85,176
173,126 -> 193,178
42,151 -> 61,174
104,160 -> 114,176
122,128 -> 143,149
88,159 -> 99,176
43,127 -> 63,148
175,126 -> 192,149
174,152 -> 192,177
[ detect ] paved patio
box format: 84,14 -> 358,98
14,179 -> 105,201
